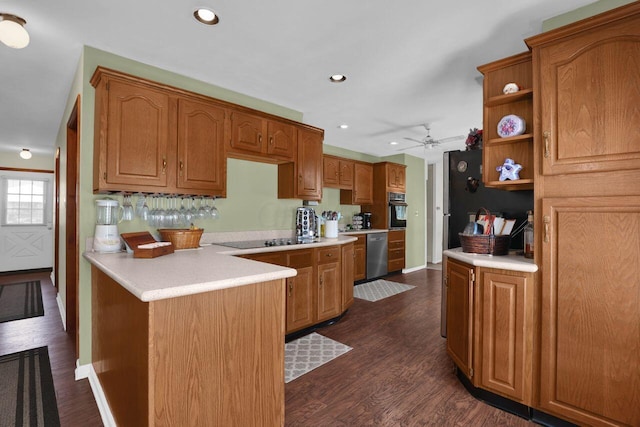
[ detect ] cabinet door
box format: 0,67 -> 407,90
353,162 -> 373,205
446,258 -> 475,380
295,128 -> 323,200
286,266 -> 315,333
539,196 -> 640,426
267,120 -> 295,161
323,156 -> 340,187
535,15 -> 640,176
230,111 -> 266,155
339,160 -> 354,188
387,163 -> 406,192
176,97 -> 226,195
317,262 -> 342,322
479,270 -> 532,405
354,237 -> 366,282
102,78 -> 171,189
341,243 -> 355,310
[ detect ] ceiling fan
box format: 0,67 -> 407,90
398,124 -> 464,150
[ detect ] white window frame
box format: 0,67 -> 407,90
1,176 -> 51,227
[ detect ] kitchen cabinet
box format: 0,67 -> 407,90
445,258 -> 475,380
387,229 -> 405,273
353,235 -> 367,281
362,161 -> 407,229
323,155 -> 354,189
341,243 -> 355,310
278,127 -> 323,201
91,67 -> 227,196
228,110 -> 296,162
285,250 -> 315,334
340,161 -> 373,205
477,52 -> 534,191
384,162 -> 407,193
526,4 -> 640,426
316,246 -> 342,322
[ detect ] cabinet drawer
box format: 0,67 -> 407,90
388,240 -> 404,250
317,246 -> 340,264
388,258 -> 405,272
287,249 -> 313,269
389,248 -> 405,261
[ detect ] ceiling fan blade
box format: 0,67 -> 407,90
437,134 -> 466,143
403,137 -> 425,144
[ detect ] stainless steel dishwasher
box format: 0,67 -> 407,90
366,232 -> 388,280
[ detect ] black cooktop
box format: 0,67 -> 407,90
219,238 -> 298,249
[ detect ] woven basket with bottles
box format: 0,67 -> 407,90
458,208 -> 510,256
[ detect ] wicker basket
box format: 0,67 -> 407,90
158,228 -> 203,249
458,208 -> 510,256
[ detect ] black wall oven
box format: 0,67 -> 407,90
388,192 -> 407,229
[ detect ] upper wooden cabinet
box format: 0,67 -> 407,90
278,127 -> 323,200
228,111 -> 296,162
477,52 -> 534,191
92,67 -> 227,196
340,162 -> 373,205
385,162 -> 407,193
176,97 -> 226,194
323,155 -> 354,189
527,6 -> 640,177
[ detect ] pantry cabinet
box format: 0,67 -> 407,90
228,111 -> 296,162
526,4 -> 640,426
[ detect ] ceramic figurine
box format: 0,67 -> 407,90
496,158 -> 522,181
502,82 -> 520,94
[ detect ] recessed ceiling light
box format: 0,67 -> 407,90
338,124 -> 349,129
329,74 -> 346,83
389,141 -> 399,146
194,8 -> 219,25
19,148 -> 32,159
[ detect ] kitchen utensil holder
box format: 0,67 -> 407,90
459,208 -> 510,256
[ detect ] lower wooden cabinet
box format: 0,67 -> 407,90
316,246 -> 342,322
387,229 -> 405,273
354,235 -> 367,281
341,243 -> 355,309
445,257 -> 534,405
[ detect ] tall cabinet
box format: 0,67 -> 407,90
526,4 -> 640,426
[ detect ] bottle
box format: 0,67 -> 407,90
523,210 -> 534,259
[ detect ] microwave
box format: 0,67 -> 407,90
388,192 -> 407,229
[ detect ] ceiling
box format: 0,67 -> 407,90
0,0 -> 595,164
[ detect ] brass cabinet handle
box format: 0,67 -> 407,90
319,276 -> 323,286
162,157 -> 167,175
259,134 -> 263,144
327,253 -> 332,257
543,215 -> 550,243
288,280 -> 293,297
269,136 -> 274,146
543,131 -> 551,159
179,161 -> 184,177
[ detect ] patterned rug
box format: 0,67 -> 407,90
354,279 -> 416,302
0,346 -> 60,427
284,333 -> 352,383
0,281 -> 44,323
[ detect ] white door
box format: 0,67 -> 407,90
0,171 -> 54,272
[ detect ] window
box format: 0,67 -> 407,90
2,177 -> 50,226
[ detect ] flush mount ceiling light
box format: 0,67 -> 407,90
194,8 -> 219,25
329,74 -> 346,83
0,13 -> 29,49
389,141 -> 399,146
19,148 -> 32,159
338,124 -> 349,129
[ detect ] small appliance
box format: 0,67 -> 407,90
361,212 -> 372,229
295,207 -> 318,243
94,198 -> 123,253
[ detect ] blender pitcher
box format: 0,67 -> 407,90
94,198 -> 123,252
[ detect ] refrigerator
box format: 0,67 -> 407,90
440,149 -> 533,337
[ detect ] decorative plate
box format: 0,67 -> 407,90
497,114 -> 526,138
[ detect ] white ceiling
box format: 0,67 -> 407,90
0,0 -> 594,164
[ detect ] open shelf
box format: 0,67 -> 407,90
485,89 -> 533,107
486,133 -> 533,145
485,179 -> 534,191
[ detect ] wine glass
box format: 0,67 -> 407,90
209,197 -> 220,220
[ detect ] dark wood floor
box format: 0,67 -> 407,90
1,267 -> 533,426
285,267 -> 534,426
0,271 -> 103,427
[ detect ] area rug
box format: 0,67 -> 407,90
285,333 -> 352,383
354,279 -> 416,302
0,281 -> 44,324
0,346 -> 60,427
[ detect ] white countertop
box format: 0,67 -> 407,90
340,229 -> 389,235
443,247 -> 538,273
84,235 -> 357,302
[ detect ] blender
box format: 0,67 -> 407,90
94,198 -> 123,252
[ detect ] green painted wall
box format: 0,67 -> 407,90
0,151 -> 53,170
542,0 -> 635,31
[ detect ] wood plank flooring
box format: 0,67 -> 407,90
0,271 -> 103,426
1,267 -> 533,426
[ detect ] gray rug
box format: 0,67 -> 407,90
0,346 -> 60,427
285,333 -> 352,383
0,281 -> 44,323
354,279 -> 416,302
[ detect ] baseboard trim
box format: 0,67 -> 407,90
56,293 -> 66,331
402,264 -> 426,274
76,361 -> 116,427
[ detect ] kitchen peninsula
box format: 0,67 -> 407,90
84,235 -> 356,427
